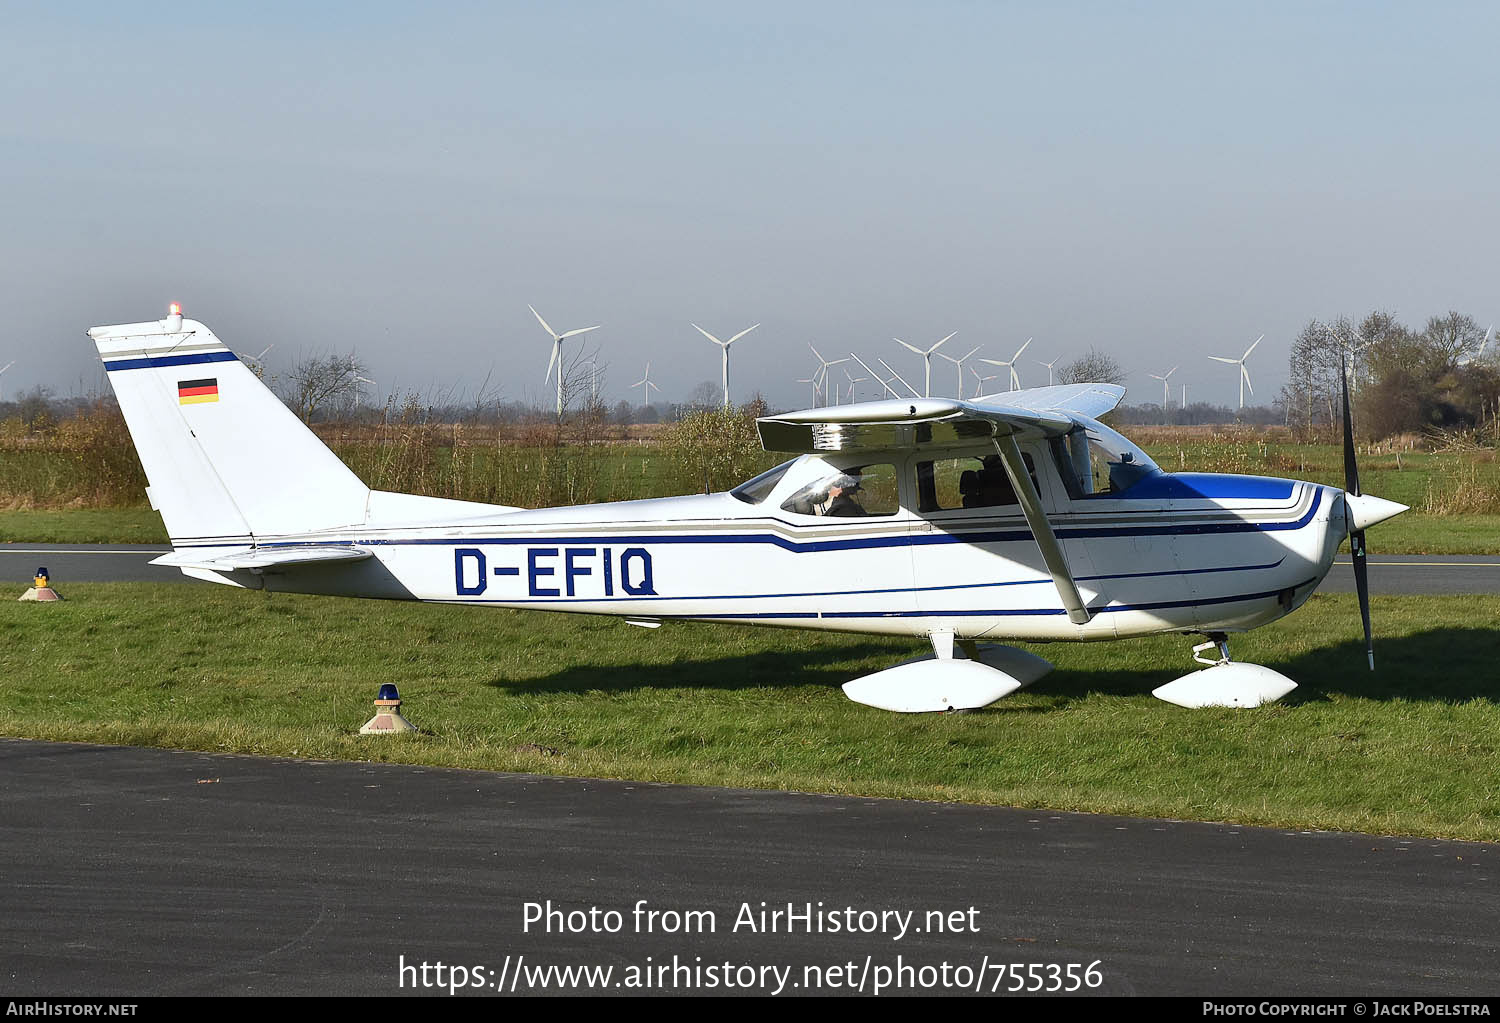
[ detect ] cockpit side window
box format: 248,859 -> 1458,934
780,463 -> 899,518
914,451 -> 1035,513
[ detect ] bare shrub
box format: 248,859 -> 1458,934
660,403 -> 777,494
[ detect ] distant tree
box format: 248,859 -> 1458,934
685,380 -> 720,412
1421,311 -> 1487,367
1281,317 -> 1346,434
1357,310 -> 1408,357
610,400 -> 635,425
15,386 -> 55,433
1280,309 -> 1499,440
551,344 -> 604,426
282,352 -> 369,423
1058,349 -> 1126,387
1359,370 -> 1428,440
568,363 -> 617,447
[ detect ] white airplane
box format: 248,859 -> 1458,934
89,306 -> 1408,713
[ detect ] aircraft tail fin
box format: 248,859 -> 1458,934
90,307 -> 371,544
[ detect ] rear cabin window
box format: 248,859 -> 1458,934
780,463 -> 899,518
914,452 -> 1036,513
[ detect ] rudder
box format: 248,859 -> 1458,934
90,306 -> 370,543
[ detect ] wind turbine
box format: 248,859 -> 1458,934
842,367 -> 868,404
876,357 -> 922,398
809,345 -> 848,406
1148,365 -> 1178,407
935,345 -> 982,398
892,332 -> 956,397
849,353 -> 902,399
1208,334 -> 1263,409
980,337 -> 1032,391
1460,324 -> 1494,366
692,322 -> 760,407
1181,383 -> 1188,409
242,344 -> 275,375
796,376 -> 819,406
969,365 -> 1001,397
1036,356 -> 1061,385
632,363 -> 660,406
531,305 -> 601,416
0,361 -> 12,402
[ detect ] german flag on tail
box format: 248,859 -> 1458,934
177,378 -> 219,405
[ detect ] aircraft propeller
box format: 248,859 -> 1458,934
1336,354 -> 1410,671
1336,356 -> 1405,675
1339,353 -> 1375,670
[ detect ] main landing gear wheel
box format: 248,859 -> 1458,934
1151,632 -> 1298,709
840,629 -> 1056,713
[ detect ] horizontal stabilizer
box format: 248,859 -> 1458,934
150,546 -> 372,571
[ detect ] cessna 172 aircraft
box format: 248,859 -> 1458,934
90,306 -> 1407,712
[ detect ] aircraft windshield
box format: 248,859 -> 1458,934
731,459 -> 796,504
1052,422 -> 1159,497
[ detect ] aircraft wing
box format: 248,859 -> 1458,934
757,383 -> 1125,453
150,546 -> 373,571
981,382 -> 1127,422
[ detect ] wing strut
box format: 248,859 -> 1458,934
992,434 -> 1092,625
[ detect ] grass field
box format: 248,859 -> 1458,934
3,583 -> 1498,841
0,508 -> 169,544
1368,514 -> 1500,554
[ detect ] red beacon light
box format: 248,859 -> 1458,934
166,302 -> 183,331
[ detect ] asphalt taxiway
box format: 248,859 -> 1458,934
1,738 -> 1495,996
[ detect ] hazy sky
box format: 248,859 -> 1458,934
3,1 -> 1497,410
